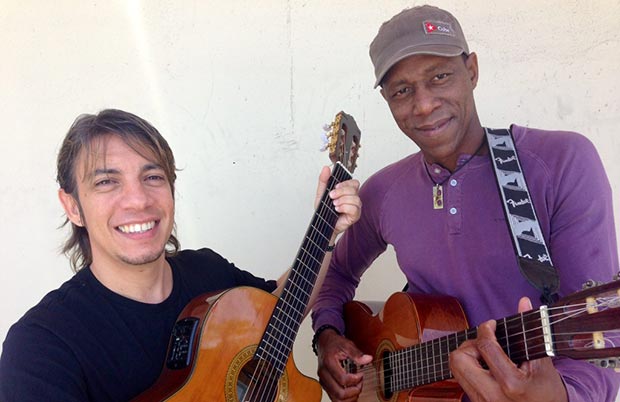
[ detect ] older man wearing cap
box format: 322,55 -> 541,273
311,5 -> 619,402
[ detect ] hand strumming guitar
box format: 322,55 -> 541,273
316,328 -> 372,402
450,297 -> 568,402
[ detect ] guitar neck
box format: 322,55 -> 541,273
254,162 -> 352,376
388,309 -> 549,392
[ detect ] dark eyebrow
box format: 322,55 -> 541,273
143,163 -> 165,173
384,61 -> 453,89
93,168 -> 119,177
89,163 -> 164,178
423,61 -> 451,74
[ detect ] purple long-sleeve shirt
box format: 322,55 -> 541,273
312,125 -> 620,401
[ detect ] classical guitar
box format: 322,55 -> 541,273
132,111 -> 361,402
343,277 -> 620,402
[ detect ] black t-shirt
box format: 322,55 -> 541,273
0,248 -> 277,402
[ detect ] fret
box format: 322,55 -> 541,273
520,312 -> 529,360
441,335 -> 448,378
423,339 -> 430,384
287,269 -> 317,287
260,345 -> 288,368
386,351 -> 394,396
446,333 -> 457,377
414,342 -> 420,388
401,348 -> 407,390
269,307 -> 303,333
408,344 -> 415,388
393,350 -> 401,391
281,286 -> 310,309
269,328 -> 294,351
431,337 -> 438,383
508,313 -> 526,362
295,252 -> 322,269
502,317 -> 511,358
302,238 -> 328,258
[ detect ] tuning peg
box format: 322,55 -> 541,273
319,131 -> 330,152
582,280 -> 602,289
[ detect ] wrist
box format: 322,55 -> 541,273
312,324 -> 340,355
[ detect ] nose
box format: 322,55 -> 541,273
120,180 -> 151,210
412,87 -> 440,117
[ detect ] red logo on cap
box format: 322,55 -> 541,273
425,22 -> 437,33
423,20 -> 454,36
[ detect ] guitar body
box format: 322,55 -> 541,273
344,292 -> 469,402
133,287 -> 322,402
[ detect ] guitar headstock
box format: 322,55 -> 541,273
321,111 -> 361,173
550,277 -> 620,370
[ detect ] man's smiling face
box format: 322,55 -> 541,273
60,134 -> 175,272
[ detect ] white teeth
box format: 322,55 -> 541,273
118,221 -> 155,234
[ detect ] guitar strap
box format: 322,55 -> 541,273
485,127 -> 560,305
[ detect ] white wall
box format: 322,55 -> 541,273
1,1 -> 618,401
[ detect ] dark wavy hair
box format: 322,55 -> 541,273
56,109 -> 180,272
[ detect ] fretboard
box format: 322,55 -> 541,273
254,162 -> 352,376
387,309 -> 547,393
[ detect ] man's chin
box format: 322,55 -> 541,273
120,249 -> 166,266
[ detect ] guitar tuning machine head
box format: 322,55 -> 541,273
582,279 -> 602,289
589,358 -> 620,372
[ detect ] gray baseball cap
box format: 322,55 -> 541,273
369,5 -> 469,88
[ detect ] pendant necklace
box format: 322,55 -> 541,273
425,138 -> 487,210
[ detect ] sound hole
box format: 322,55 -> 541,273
236,358 -> 279,402
382,350 -> 393,399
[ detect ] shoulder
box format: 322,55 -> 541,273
510,124 -> 607,186
169,247 -> 231,268
1,273 -> 91,375
16,270 -> 93,327
167,248 -> 237,285
361,153 -> 421,197
168,248 -> 276,293
511,125 -> 601,166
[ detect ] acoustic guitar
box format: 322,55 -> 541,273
132,111 -> 361,402
343,277 -> 620,402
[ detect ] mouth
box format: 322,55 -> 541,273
117,220 -> 157,234
415,117 -> 452,134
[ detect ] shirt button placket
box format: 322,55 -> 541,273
447,176 -> 462,234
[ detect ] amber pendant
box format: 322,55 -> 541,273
433,184 -> 443,209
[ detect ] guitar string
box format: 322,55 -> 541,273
347,298 -> 620,393
246,165 -> 347,401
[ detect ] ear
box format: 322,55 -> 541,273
465,52 -> 479,89
58,189 -> 84,227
